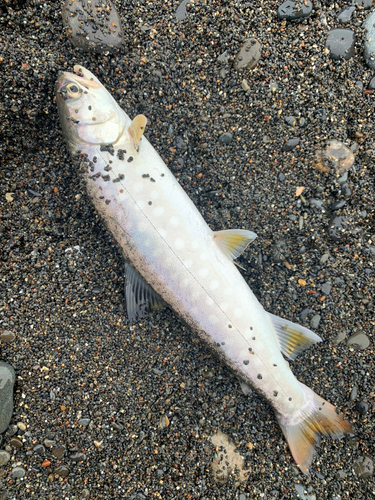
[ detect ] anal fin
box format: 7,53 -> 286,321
125,262 -> 166,323
213,229 -> 257,260
268,312 -> 322,360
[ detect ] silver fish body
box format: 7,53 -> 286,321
56,66 -> 352,474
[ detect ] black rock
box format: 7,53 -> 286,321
282,137 -> 300,151
277,0 -> 312,21
356,401 -> 369,415
331,200 -> 346,211
325,29 -> 355,61
219,132 -> 233,145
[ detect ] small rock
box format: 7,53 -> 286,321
364,11 -> 375,69
9,437 -> 22,448
285,116 -> 296,126
62,0 -> 123,53
52,446 -> 66,459
234,38 -> 261,70
320,253 -> 330,264
331,200 -> 346,211
337,6 -> 356,24
368,76 -> 375,89
321,283 -> 332,295
11,467 -> 26,479
219,132 -> 233,145
356,0 -> 373,8
356,401 -> 369,415
33,444 -> 45,456
70,452 -> 86,461
0,451 -> 10,466
175,0 -> 189,20
278,172 -> 286,182
0,331 -> 15,343
17,422 -> 26,432
0,362 -> 15,434
282,137 -> 300,151
353,457 -> 373,478
347,332 -> 370,349
325,29 -> 355,61
54,465 -> 70,477
159,415 -> 170,429
82,489 -> 90,499
78,418 -> 91,426
333,331 -> 346,345
350,386 -> 358,401
310,315 -> 321,329
241,79 -> 250,91
277,0 -> 312,21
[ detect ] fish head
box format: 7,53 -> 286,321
56,65 -> 126,150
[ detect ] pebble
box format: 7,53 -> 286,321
54,465 -> 70,477
356,401 -> 369,416
321,283 -> 332,295
62,0 -> 123,53
368,76 -> 375,89
349,386 -> 358,401
11,467 -> 26,479
310,315 -> 321,329
175,0 -> 189,20
219,132 -> 233,145
357,0 -> 373,8
325,29 -> 355,61
0,362 -> 15,434
9,437 -> 23,448
285,116 -> 296,126
52,446 -> 66,459
0,451 -> 10,466
0,331 -> 15,343
315,140 -> 355,174
337,6 -> 356,24
364,11 -> 375,69
17,422 -> 26,432
282,137 -> 300,151
353,457 -> 373,478
277,0 -> 312,21
347,332 -> 370,350
333,331 -> 346,345
33,444 -> 45,456
234,39 -> 261,70
70,452 -> 86,461
331,200 -> 346,211
78,418 -> 91,426
241,79 -> 250,91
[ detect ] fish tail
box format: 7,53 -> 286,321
277,383 -> 352,475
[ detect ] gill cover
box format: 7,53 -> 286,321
56,65 -> 125,147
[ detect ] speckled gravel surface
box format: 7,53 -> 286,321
0,0 -> 374,498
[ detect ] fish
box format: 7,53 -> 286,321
56,65 -> 352,475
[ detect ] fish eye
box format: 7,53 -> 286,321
68,84 -> 79,93
60,83 -> 82,100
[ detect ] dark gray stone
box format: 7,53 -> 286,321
219,132 -> 233,145
11,467 -> 26,479
321,283 -> 332,296
282,137 -> 300,151
54,465 -> 70,477
310,314 -> 321,329
0,451 -> 10,466
356,401 -> 369,415
353,457 -> 373,478
356,0 -> 373,8
364,11 -> 375,69
337,6 -> 356,24
325,29 -> 355,61
277,0 -> 312,21
234,38 -> 261,70
368,76 -> 375,89
0,362 -> 15,434
62,0 -> 123,53
78,418 -> 91,426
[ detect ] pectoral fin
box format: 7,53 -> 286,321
128,114 -> 147,151
213,229 -> 257,260
268,312 -> 322,361
125,262 -> 166,322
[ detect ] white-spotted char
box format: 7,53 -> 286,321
56,66 -> 352,475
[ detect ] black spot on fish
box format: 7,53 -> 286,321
221,342 -> 225,345
113,178 -> 120,183
104,165 -> 111,171
250,326 -> 253,330
102,175 -> 110,182
109,160 -> 113,164
88,105 -> 92,110
99,196 -> 104,199
161,173 -> 165,177
148,201 -> 152,205
105,199 -> 111,205
100,144 -> 115,156
273,364 -> 277,367
142,174 -> 150,178
93,156 -> 97,163
273,391 -> 278,397
243,360 -> 249,365
288,397 -> 292,401
150,178 -> 156,182
117,149 -> 127,160
248,347 -> 252,352
89,173 -> 101,180
127,156 -> 134,163
252,337 -> 256,340
118,174 -> 125,180
216,342 -> 221,347
257,374 -> 262,380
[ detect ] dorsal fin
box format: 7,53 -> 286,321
213,229 -> 257,260
268,312 -> 322,360
125,262 -> 166,323
128,114 -> 147,151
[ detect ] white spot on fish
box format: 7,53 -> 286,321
154,206 -> 165,217
234,307 -> 243,318
175,238 -> 185,250
133,183 -> 143,193
169,216 -> 179,226
209,280 -> 219,291
199,268 -> 209,278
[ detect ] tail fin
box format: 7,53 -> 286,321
277,383 -> 352,475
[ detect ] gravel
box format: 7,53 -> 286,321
0,0 -> 374,497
